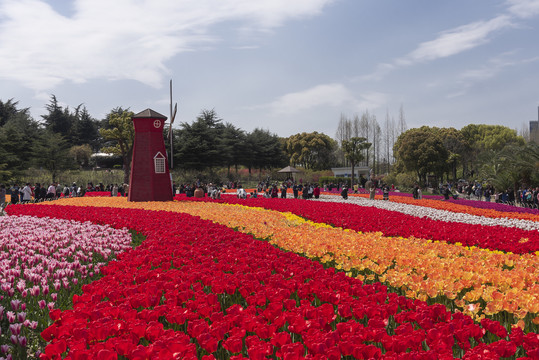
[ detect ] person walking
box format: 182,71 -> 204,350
21,183 -> 33,203
0,184 -> 6,211
313,184 -> 320,199
47,183 -> 56,200
341,186 -> 348,200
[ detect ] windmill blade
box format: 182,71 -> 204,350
171,103 -> 177,124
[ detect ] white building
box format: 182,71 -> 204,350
331,166 -> 370,179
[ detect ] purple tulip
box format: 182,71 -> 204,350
9,323 -> 21,336
16,312 -> 25,322
17,336 -> 27,347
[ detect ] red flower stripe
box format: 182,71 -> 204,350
6,204 -> 537,359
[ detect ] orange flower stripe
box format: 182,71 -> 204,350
49,197 -> 539,320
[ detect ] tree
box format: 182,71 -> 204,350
244,128 -> 287,178
382,109 -> 396,174
69,144 -> 93,169
0,99 -> 29,127
73,106 -> 101,150
397,104 -> 407,135
342,137 -> 371,187
32,130 -> 73,183
460,124 -> 524,178
439,127 -> 469,181
286,132 -> 337,170
99,108 -> 135,184
0,105 -> 41,178
41,95 -> 76,141
221,123 -> 247,177
175,109 -> 226,171
394,126 -> 449,185
489,142 -> 539,193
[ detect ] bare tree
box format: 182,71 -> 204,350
398,104 -> 407,136
335,113 -> 352,165
352,114 -> 361,138
358,111 -> 370,166
519,122 -> 530,142
371,115 -> 381,174
383,109 -> 395,174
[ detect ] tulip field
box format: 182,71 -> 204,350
3,192 -> 539,359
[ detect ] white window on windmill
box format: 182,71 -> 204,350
154,152 -> 166,174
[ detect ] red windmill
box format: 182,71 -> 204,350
128,109 -> 173,202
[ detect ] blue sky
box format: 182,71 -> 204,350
0,0 -> 538,138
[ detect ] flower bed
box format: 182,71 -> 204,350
176,195 -> 539,254
6,203 -> 539,359
12,199 -> 539,328
0,215 -> 132,358
386,196 -> 539,222
445,198 -> 539,215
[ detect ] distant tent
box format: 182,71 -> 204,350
277,166 -> 300,174
278,166 -> 301,180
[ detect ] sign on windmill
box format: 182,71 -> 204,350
128,108 -> 173,202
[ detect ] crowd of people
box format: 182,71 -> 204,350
2,177 -> 537,212
0,182 -> 131,211
435,181 -> 539,208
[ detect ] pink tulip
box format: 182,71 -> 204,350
10,300 -> 20,311
15,280 -> 25,293
6,311 -> 15,323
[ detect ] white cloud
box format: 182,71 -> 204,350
0,0 -> 335,91
447,53 -> 539,98
267,83 -> 353,114
363,10 -> 520,81
401,15 -> 513,65
506,0 -> 539,18
264,83 -> 387,115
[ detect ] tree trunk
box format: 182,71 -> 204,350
123,158 -> 130,185
351,162 -> 355,189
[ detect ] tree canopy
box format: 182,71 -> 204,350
393,126 -> 449,185
99,108 -> 135,184
285,132 -> 337,170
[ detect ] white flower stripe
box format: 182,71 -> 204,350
315,195 -> 539,231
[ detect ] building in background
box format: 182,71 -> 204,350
531,106 -> 539,143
